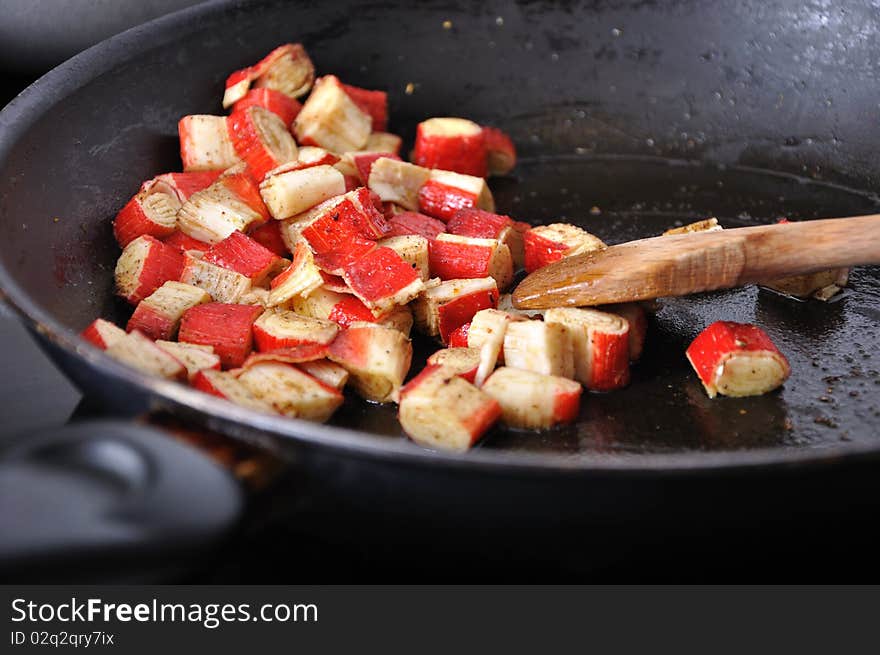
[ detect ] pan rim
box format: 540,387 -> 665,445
1,0 -> 879,475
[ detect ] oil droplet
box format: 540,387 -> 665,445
442,20 -> 452,29
611,28 -> 622,37
495,16 -> 504,26
405,82 -> 415,95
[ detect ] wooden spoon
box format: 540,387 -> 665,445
512,214 -> 880,309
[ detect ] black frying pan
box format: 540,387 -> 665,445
2,0 -> 880,516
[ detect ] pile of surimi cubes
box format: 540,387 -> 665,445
81,43 -> 796,453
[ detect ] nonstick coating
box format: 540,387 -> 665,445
1,0 -> 880,475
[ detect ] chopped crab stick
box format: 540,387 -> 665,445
241,343 -> 329,368
237,362 -> 343,421
294,75 -> 372,153
502,320 -> 575,379
762,268 -> 850,300
482,126 -> 517,176
253,309 -> 339,351
385,211 -> 446,241
686,321 -> 791,398
412,277 -> 499,343
447,322 -> 470,348
321,294 -> 413,334
368,158 -> 431,211
662,217 -> 722,235
180,251 -> 252,303
378,235 -> 430,281
426,347 -> 481,383
482,367 -> 581,430
106,330 -> 186,380
178,115 -> 241,171
247,220 -> 288,256
603,302 -> 647,362
115,235 -> 185,305
153,171 -> 223,203
259,164 -> 346,220
239,286 -> 270,307
467,308 -> 524,386
227,106 -> 298,181
446,208 -> 525,269
126,281 -> 211,341
413,117 -> 488,177
365,131 -> 403,155
328,323 -> 413,403
178,167 -> 270,243
428,233 -> 514,290
296,147 -> 342,167
523,223 -> 606,273
81,318 -> 127,350
163,231 -> 212,253
350,152 -> 402,184
178,302 -> 263,368
113,183 -> 180,247
398,365 -> 501,452
544,308 -> 630,390
268,241 -> 324,306
417,169 -> 495,222
192,369 -> 274,413
342,247 -> 424,315
340,82 -> 388,132
154,341 -> 221,381
294,204 -> 378,274
297,359 -> 350,390
223,43 -> 315,108
232,88 -> 302,127
203,231 -> 286,285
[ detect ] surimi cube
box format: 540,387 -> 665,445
328,323 -> 412,402
544,308 -> 629,390
340,82 -> 388,132
385,211 -> 446,241
241,343 -> 330,368
223,43 -> 315,108
177,168 -> 270,243
203,231 -> 286,285
466,308 -> 525,385
446,208 -> 524,269
342,247 -> 424,315
232,88 -> 302,127
105,330 -> 186,380
349,152 -> 402,184
412,117 -> 488,177
178,115 -> 240,171
297,146 -> 342,167
322,294 -> 414,335
178,302 -> 263,368
81,318 -> 127,350
482,126 -> 517,176
227,106 -> 298,181
426,347 -> 481,383
482,367 -> 581,429
289,286 -> 348,321
115,235 -> 185,305
502,320 -> 574,379
686,321 -> 790,398
180,251 -> 252,303
259,164 -> 346,220
378,235 -> 430,281
237,362 -> 343,421
155,341 -> 221,381
603,302 -> 647,362
368,158 -> 431,211
252,309 -> 339,351
267,241 -> 324,306
523,223 -> 606,273
153,171 -> 224,203
412,277 -> 499,343
365,131 -> 403,155
447,322 -> 470,348
294,75 -> 372,153
113,183 -> 180,247
126,281 -> 212,341
398,365 -> 501,452
417,169 -> 495,222
428,233 -> 514,290
762,268 -> 849,301
247,219 -> 288,256
239,286 -> 270,307
163,231 -> 212,253
192,369 -> 275,413
298,359 -> 350,390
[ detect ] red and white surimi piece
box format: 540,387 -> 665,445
365,132 -> 403,155
191,369 -> 274,413
232,88 -> 302,127
297,359 -> 350,390
153,171 -> 224,203
377,235 -> 430,281
342,246 -> 424,315
178,302 -> 263,368
413,118 -> 487,177
482,126 -> 517,176
502,320 -> 575,379
466,308 -> 524,386
227,106 -> 298,181
523,223 -> 606,273
105,330 -> 186,380
328,323 -> 413,403
603,302 -> 647,362
203,231 -> 286,285
685,321 -> 791,398
267,241 -> 324,307
398,364 -> 501,452
417,169 -> 495,222
428,233 -> 514,291
253,309 -> 339,351
368,158 -> 431,211
350,152 -> 402,185
447,322 -> 470,348
385,211 -> 446,241
223,43 -> 315,108
154,341 -> 221,381
340,82 -> 388,132
426,347 -> 481,383
294,75 -> 372,153
544,308 -> 630,391
482,367 -> 582,430
412,277 -> 499,343
178,115 -> 241,172
241,343 -> 329,369
446,208 -> 525,269
180,251 -> 252,303
237,362 -> 343,421
312,293 -> 412,335
126,281 -> 211,341
81,318 -> 127,350
246,220 -> 288,257
113,183 -> 180,247
163,231 -> 212,253
114,235 -> 185,305
259,164 -> 346,220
